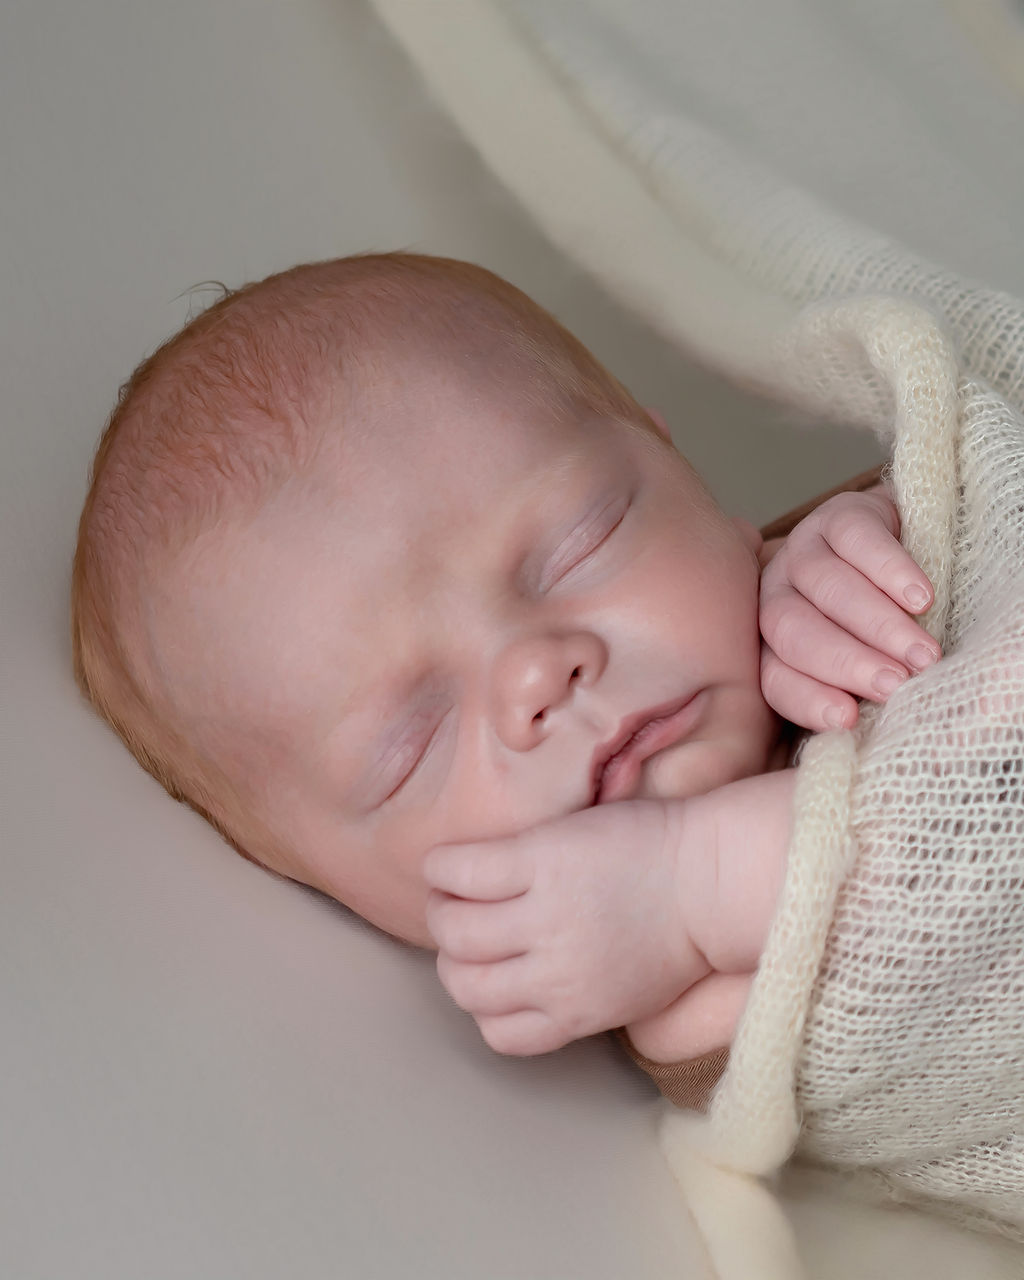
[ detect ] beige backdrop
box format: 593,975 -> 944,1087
2,2 -> 1019,1277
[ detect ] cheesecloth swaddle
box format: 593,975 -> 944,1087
659,294 -> 1024,1278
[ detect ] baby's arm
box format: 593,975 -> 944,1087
759,487 -> 941,732
622,771 -> 793,1062
424,770 -> 795,1058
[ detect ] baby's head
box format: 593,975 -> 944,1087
72,253 -> 777,945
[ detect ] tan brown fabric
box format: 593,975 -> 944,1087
759,463 -> 884,542
616,462 -> 885,1111
615,1029 -> 730,1111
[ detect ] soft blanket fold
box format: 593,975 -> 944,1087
667,293 -> 1024,1244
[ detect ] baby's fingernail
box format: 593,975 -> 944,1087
824,705 -> 850,730
873,667 -> 906,697
906,642 -> 939,671
903,584 -> 930,611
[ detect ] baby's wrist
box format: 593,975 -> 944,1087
667,771 -> 796,973
653,795 -> 722,978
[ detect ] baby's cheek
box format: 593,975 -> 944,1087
643,745 -> 736,803
436,767 -> 563,844
644,721 -> 776,803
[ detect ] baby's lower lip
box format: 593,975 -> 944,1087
596,692 -> 705,804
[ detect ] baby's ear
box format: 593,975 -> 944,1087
643,407 -> 672,441
732,516 -> 764,560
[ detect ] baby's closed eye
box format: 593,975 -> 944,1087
540,493 -> 631,592
373,702 -> 456,806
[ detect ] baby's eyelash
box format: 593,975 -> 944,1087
380,707 -> 450,803
542,496 -> 629,590
381,738 -> 430,803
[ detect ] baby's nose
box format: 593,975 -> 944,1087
492,631 -> 607,751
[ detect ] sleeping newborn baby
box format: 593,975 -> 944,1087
71,253 -> 939,1065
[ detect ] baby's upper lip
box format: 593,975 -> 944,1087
589,694 -> 695,804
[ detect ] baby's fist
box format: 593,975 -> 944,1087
424,800 -> 707,1056
759,488 -> 940,731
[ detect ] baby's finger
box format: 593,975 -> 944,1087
760,649 -> 860,733
760,587 -> 909,703
780,557 -> 941,671
476,1009 -> 567,1056
426,890 -> 529,962
436,950 -> 534,1018
423,838 -> 531,901
817,497 -> 933,613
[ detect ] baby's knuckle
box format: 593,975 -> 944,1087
758,590 -> 787,637
875,550 -> 908,583
869,611 -> 907,653
804,566 -> 846,615
765,605 -> 804,656
823,503 -> 870,551
827,492 -> 898,546
810,494 -> 851,530
828,646 -> 861,685
764,550 -> 805,598
759,654 -> 787,699
759,556 -> 789,596
818,490 -> 872,519
760,671 -> 801,721
864,489 -> 900,532
781,514 -> 819,549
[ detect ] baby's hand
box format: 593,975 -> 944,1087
424,800 -> 709,1056
759,488 -> 941,732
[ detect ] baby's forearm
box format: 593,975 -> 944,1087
426,763 -> 795,1059
626,770 -> 795,1062
675,769 -> 795,974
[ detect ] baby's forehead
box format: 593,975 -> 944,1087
314,362 -> 589,496
172,388 -> 625,611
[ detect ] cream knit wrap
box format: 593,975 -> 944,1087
659,294 -> 1024,1251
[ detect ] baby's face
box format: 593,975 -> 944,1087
149,374 -> 777,944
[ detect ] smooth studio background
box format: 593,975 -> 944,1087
3,3 -> 1020,1277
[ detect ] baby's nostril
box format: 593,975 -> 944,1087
570,666 -> 582,682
